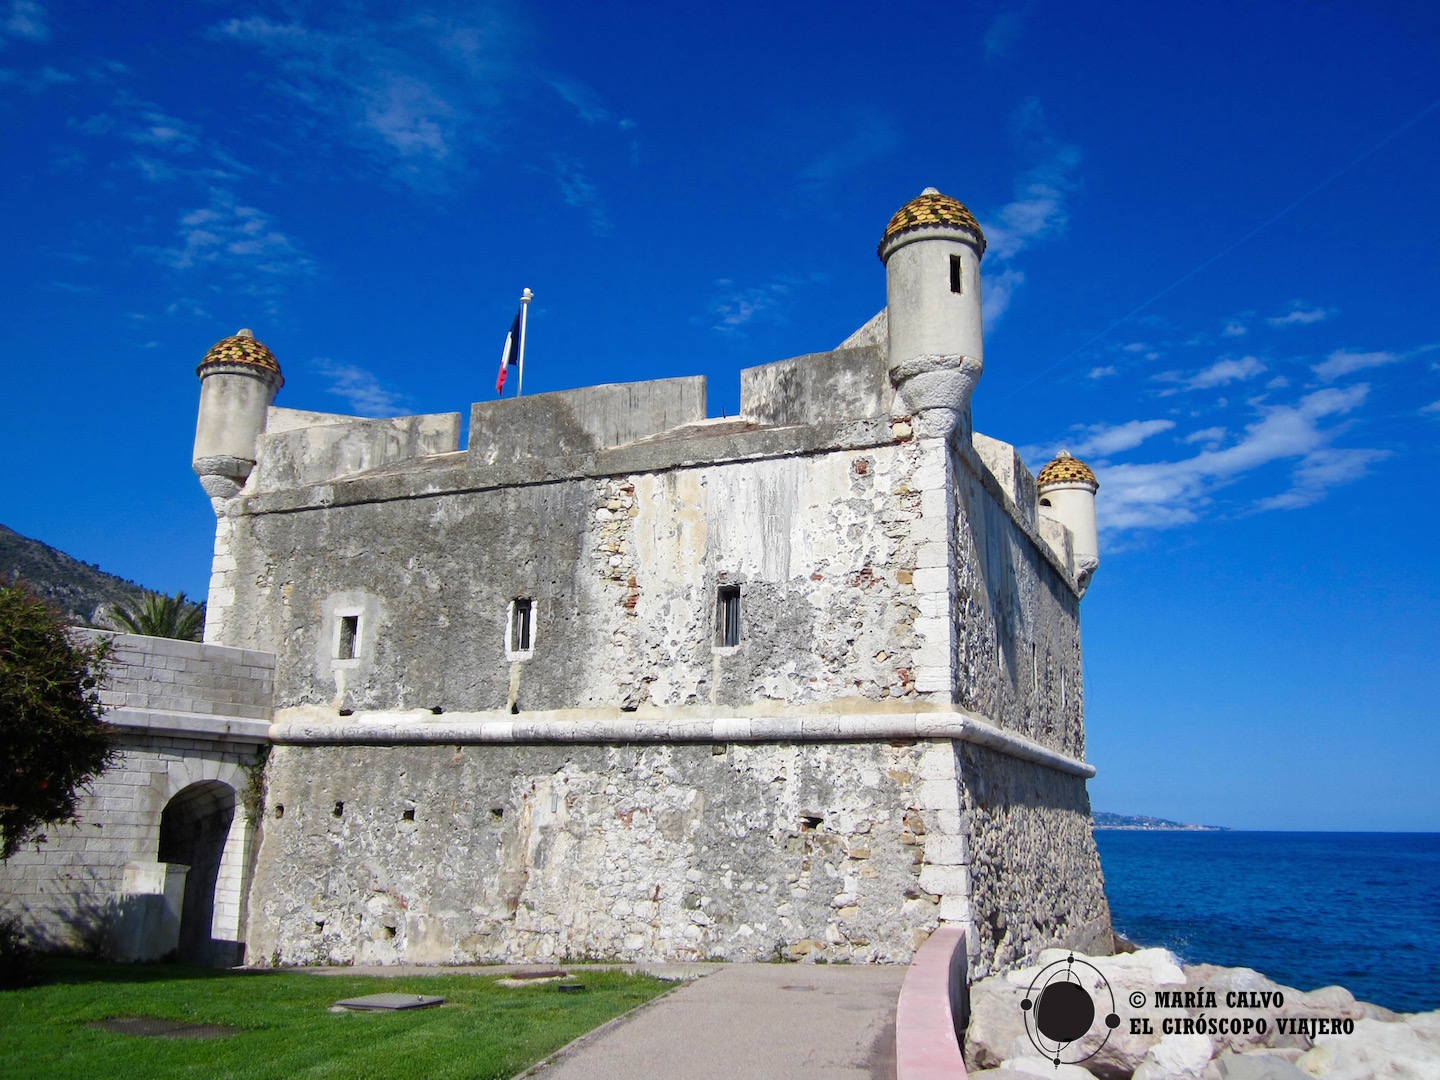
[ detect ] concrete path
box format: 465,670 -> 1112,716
527,964 -> 903,1080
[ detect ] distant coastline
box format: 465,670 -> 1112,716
1092,811 -> 1228,831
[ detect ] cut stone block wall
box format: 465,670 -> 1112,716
0,633 -> 274,963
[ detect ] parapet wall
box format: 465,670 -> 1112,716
85,631 -> 275,724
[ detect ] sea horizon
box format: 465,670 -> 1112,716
1093,829 -> 1440,1015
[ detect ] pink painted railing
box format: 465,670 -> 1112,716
895,926 -> 969,1080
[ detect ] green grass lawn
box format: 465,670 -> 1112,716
0,959 -> 673,1079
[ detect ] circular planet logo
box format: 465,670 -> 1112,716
1019,953 -> 1121,1065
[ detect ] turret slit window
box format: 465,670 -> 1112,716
716,586 -> 741,648
507,598 -> 535,659
949,254 -> 964,294
337,615 -> 359,660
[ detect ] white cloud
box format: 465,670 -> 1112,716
984,10 -> 1026,59
798,109 -> 899,196
160,194 -> 311,280
1253,446 -> 1389,511
979,99 -> 1081,258
706,275 -> 820,337
216,5 -> 517,187
1088,365 -> 1117,380
981,268 -> 1024,325
1182,426 -> 1226,445
1421,400 -> 1440,415
1025,419 -> 1175,465
1266,375 -> 1289,389
1,0 -> 46,42
314,360 -> 407,417
1222,321 -> 1247,337
1268,305 -> 1332,327
1312,348 -> 1400,381
1096,384 -> 1375,532
1186,355 -> 1266,390
552,155 -> 611,236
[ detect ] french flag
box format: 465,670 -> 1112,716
495,306 -> 523,395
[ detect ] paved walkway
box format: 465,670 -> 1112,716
526,964 -> 902,1080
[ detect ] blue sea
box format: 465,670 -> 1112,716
1093,831 -> 1440,1015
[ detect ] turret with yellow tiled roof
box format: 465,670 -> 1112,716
192,328 -> 284,504
1037,450 -> 1098,491
1037,450 -> 1100,588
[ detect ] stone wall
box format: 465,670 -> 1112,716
957,742 -> 1111,977
246,739 -> 979,967
0,633 -> 272,962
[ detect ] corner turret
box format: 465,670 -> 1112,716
192,329 -> 283,502
1037,450 -> 1099,590
879,188 -> 986,437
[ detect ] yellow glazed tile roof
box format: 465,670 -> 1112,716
197,329 -> 280,377
879,189 -> 987,258
1037,451 -> 1098,489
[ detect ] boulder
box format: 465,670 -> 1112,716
1295,1016 -> 1440,1079
965,948 -> 1187,1079
1002,1056 -> 1101,1079
1131,1034 -> 1213,1080
1215,1053 -> 1313,1080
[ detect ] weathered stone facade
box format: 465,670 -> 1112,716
7,188 -> 1115,977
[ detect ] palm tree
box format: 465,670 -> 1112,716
106,591 -> 206,641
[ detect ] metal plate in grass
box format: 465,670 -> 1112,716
90,1016 -> 243,1039
333,993 -> 445,1011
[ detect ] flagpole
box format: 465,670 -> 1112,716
517,288 -> 533,398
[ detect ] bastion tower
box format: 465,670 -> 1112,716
1037,451 -> 1100,589
880,187 -> 986,439
191,329 -> 284,502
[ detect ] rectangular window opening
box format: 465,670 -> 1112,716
949,253 -> 964,294
509,598 -> 534,655
717,585 -> 741,648
337,615 -> 358,660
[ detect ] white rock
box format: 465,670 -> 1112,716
1002,1056 -> 1100,1079
1296,1017 -> 1440,1080
1132,1034 -> 1214,1080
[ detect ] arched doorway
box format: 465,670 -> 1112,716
157,781 -> 236,966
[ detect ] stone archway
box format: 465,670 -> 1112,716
157,780 -> 236,966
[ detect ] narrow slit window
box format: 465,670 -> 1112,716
717,586 -> 741,648
509,598 -> 534,655
949,254 -> 964,294
337,615 -> 359,660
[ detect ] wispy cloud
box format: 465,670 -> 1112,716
1182,426 -> 1226,445
1088,365 -> 1117,380
158,194 -> 311,280
798,109 -> 899,196
552,155 -> 611,236
1187,355 -> 1266,389
1026,419 -> 1175,464
1222,321 -> 1247,337
216,5 -> 517,188
1268,304 -> 1332,327
1,0 -> 47,42
313,359 -> 408,416
1312,348 -> 1400,381
976,98 -> 1080,327
981,99 -> 1081,262
981,267 -> 1024,325
1421,400 -> 1440,415
705,274 -> 822,337
1096,384 -> 1377,531
983,9 -> 1027,60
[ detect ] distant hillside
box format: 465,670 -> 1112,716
1093,811 -> 1227,832
0,523 -> 153,626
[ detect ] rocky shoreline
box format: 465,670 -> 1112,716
964,947 -> 1439,1079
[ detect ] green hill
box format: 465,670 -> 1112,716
0,523 -> 154,626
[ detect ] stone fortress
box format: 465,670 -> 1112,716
3,188 -> 1112,978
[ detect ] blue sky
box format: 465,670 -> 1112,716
3,0 -> 1437,830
